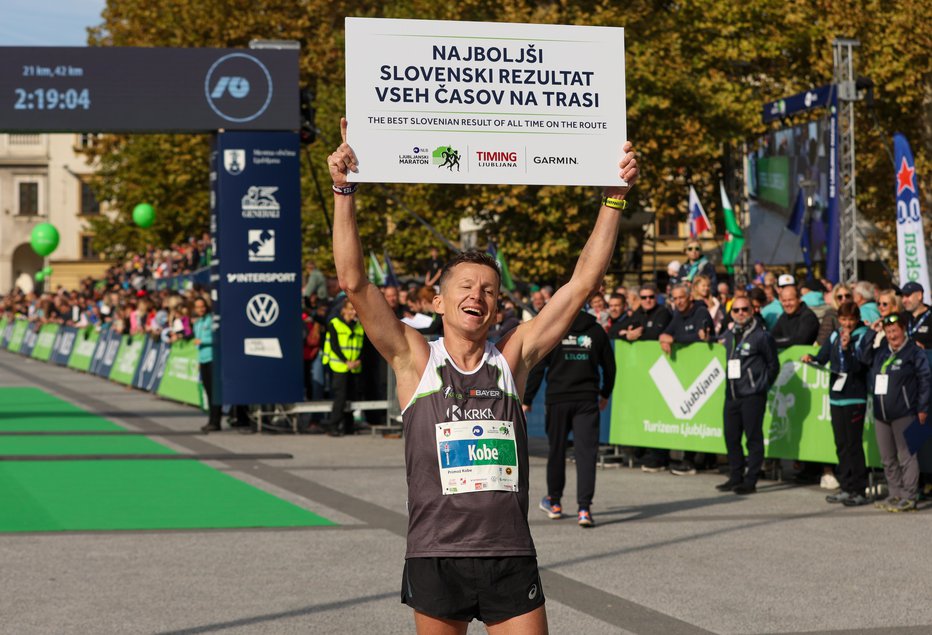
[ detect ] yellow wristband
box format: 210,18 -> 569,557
601,196 -> 628,211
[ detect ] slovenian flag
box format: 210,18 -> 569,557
688,185 -> 712,238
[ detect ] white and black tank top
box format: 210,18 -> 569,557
401,338 -> 535,558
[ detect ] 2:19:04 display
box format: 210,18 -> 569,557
13,88 -> 91,110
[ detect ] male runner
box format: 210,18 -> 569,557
329,118 -> 638,634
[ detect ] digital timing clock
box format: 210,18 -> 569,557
14,88 -> 91,111
0,47 -> 298,132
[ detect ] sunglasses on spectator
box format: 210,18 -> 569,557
686,246 -> 701,252
732,306 -> 751,313
640,294 -> 655,300
836,293 -> 851,300
879,301 -> 892,307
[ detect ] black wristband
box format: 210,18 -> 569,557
332,183 -> 359,195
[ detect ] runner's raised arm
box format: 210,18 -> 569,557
499,143 -> 639,385
328,118 -> 428,401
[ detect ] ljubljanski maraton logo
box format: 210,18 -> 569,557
247,229 -> 275,262
398,146 -> 430,166
475,150 -> 518,168
433,146 -> 461,172
223,149 -> 245,175
246,293 -> 280,327
204,53 -> 273,123
241,186 -> 281,218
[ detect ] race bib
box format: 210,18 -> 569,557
727,359 -> 742,379
832,373 -> 847,392
436,420 -> 519,495
874,375 -> 889,396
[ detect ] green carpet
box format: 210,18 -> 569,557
0,387 -> 123,432
0,386 -> 335,532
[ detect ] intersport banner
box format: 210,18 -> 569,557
610,342 -> 882,466
19,325 -> 38,357
894,133 -> 930,304
134,339 -> 171,392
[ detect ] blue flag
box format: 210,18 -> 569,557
383,250 -> 400,288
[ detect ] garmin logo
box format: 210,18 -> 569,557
533,156 -> 578,165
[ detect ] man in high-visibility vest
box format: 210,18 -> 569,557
323,300 -> 364,436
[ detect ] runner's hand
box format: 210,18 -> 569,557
599,397 -> 609,411
522,404 -> 531,414
603,141 -> 639,199
920,412 -> 927,425
328,118 -> 359,186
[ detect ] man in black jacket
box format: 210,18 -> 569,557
613,283 -> 672,341
524,310 -> 616,527
771,285 -> 820,348
717,296 -> 779,494
901,281 -> 932,349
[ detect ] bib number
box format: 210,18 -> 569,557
436,420 -> 519,495
874,375 -> 889,396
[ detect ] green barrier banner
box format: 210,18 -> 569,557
30,323 -> 60,362
6,319 -> 29,353
156,340 -> 204,408
68,327 -> 100,371
109,334 -> 147,385
0,316 -> 8,346
610,342 -> 882,466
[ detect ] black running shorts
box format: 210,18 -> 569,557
401,556 -> 545,623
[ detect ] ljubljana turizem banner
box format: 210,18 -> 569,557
610,341 -> 883,467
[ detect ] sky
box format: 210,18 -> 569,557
0,0 -> 107,46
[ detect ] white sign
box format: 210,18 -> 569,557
345,17 -> 626,186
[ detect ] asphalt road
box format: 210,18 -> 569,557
1,350 -> 930,634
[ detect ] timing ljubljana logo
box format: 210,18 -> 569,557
204,53 -> 273,123
246,293 -> 279,327
223,149 -> 245,175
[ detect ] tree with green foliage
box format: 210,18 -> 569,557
81,0 -> 931,283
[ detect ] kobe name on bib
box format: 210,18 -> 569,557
436,420 -> 519,495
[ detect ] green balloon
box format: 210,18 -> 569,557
30,223 -> 60,257
35,271 -> 45,282
43,266 -> 53,276
133,203 -> 156,228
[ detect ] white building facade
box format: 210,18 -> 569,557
0,133 -> 109,293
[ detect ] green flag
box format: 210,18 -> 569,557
489,243 -> 515,292
368,251 -> 385,285
720,181 -> 745,272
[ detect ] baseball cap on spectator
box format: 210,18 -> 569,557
901,281 -> 923,296
777,274 -> 796,288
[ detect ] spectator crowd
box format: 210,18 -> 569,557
3,236 -> 931,511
